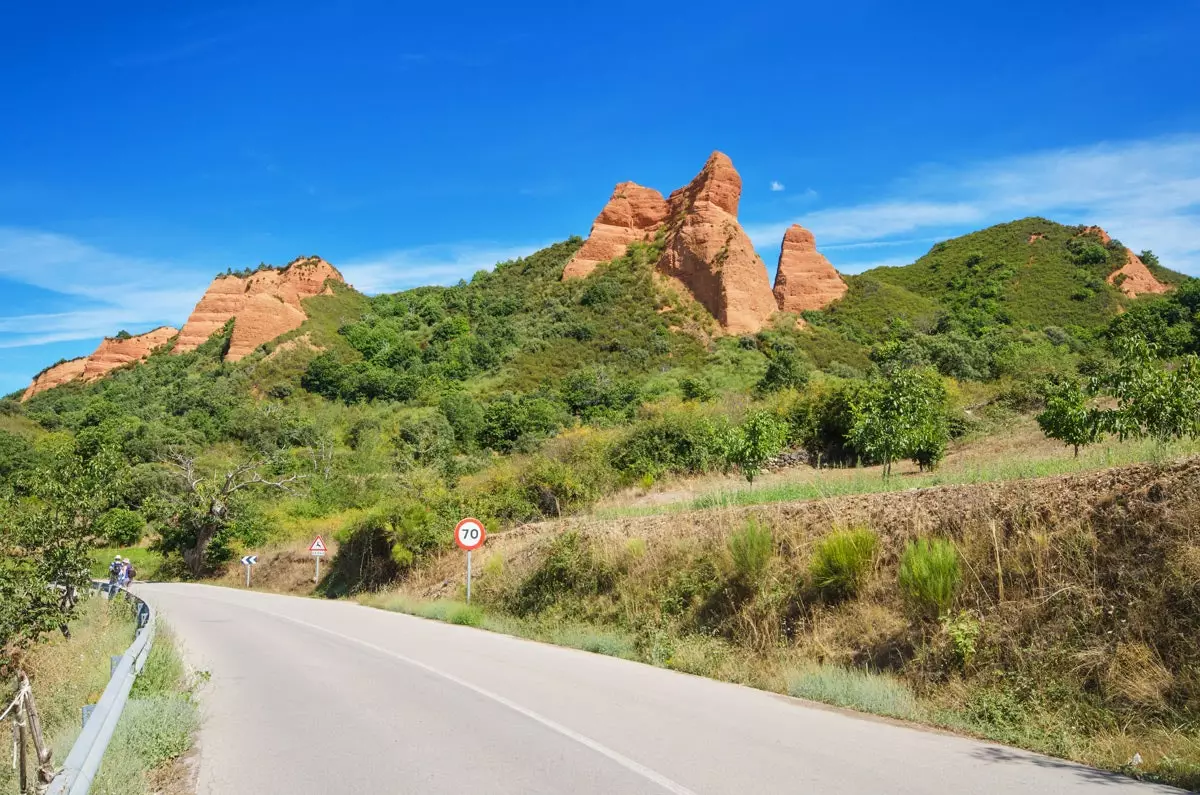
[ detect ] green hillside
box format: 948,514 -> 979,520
861,218 -> 1129,329
5,216 -> 1196,589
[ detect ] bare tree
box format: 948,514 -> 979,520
165,454 -> 302,575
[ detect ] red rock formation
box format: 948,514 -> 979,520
657,153 -> 778,333
22,327 -> 179,400
81,327 -> 178,382
563,151 -> 782,334
1078,226 -> 1170,297
772,225 -> 847,313
22,357 -> 88,400
1108,249 -> 1170,297
562,183 -> 668,279
174,256 -> 344,361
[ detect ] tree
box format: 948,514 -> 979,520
158,455 -> 301,576
725,410 -> 787,483
1,440 -> 124,667
1095,336 -> 1200,444
756,346 -> 811,394
848,367 -> 948,477
1037,379 -> 1103,457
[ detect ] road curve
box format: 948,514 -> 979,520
137,583 -> 1179,795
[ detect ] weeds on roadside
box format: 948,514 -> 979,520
787,665 -> 921,721
809,527 -> 877,601
899,538 -> 961,616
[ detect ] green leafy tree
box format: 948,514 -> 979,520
1095,336 -> 1200,444
756,346 -> 812,394
1,439 -> 124,666
725,410 -> 787,483
848,367 -> 948,477
1036,378 -> 1103,457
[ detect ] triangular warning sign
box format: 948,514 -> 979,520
309,536 -> 327,552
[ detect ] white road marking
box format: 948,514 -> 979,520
187,593 -> 698,795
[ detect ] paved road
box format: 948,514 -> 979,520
138,583 -> 1179,795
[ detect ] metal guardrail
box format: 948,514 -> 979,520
45,581 -> 156,795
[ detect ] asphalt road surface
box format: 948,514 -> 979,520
138,583 -> 1181,795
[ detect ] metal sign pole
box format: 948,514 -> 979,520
466,551 -> 472,604
315,556 -> 321,582
245,563 -> 251,588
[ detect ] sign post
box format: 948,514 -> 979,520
453,518 -> 486,603
309,536 -> 327,582
240,555 -> 258,587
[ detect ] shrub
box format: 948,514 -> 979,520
507,532 -> 613,616
679,375 -> 716,402
728,520 -> 773,584
726,410 -> 787,483
809,527 -> 877,600
756,346 -> 811,394
787,665 -> 920,720
98,508 -> 146,546
898,538 -> 961,616
610,411 -> 726,479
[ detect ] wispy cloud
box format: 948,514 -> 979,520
770,180 -> 785,192
746,135 -> 1200,275
339,242 -> 548,295
0,228 -> 207,349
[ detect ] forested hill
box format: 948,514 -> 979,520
2,215 -> 1197,595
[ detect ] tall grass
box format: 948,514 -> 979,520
787,665 -> 921,721
898,538 -> 961,615
728,520 -> 773,583
809,527 -> 877,600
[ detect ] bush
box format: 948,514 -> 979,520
726,410 -> 787,483
898,538 -> 961,616
787,665 -> 920,720
756,346 -> 811,394
507,532 -> 613,616
728,520 -> 773,584
98,508 -> 145,546
610,411 -> 727,479
679,375 -> 716,402
809,527 -> 877,600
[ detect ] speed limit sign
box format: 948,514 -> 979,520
454,517 -> 486,552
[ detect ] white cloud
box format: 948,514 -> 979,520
746,134 -> 1200,275
340,242 -> 548,295
0,228 -> 208,349
770,180 -> 785,192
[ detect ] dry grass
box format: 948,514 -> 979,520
1,596 -> 137,791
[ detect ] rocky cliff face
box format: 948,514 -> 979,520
1080,227 -> 1170,297
22,357 -> 89,400
564,152 -> 800,334
562,183 -> 668,280
772,224 -> 847,313
174,256 -> 344,361
81,326 -> 179,381
656,153 -> 778,333
22,326 -> 178,400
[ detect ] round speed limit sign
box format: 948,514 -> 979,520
454,517 -> 486,552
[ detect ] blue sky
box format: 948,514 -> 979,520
3,0 -> 1199,395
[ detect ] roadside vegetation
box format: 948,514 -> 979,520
1,598 -> 134,791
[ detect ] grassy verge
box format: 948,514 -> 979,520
1,597 -> 136,791
91,627 -> 201,795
